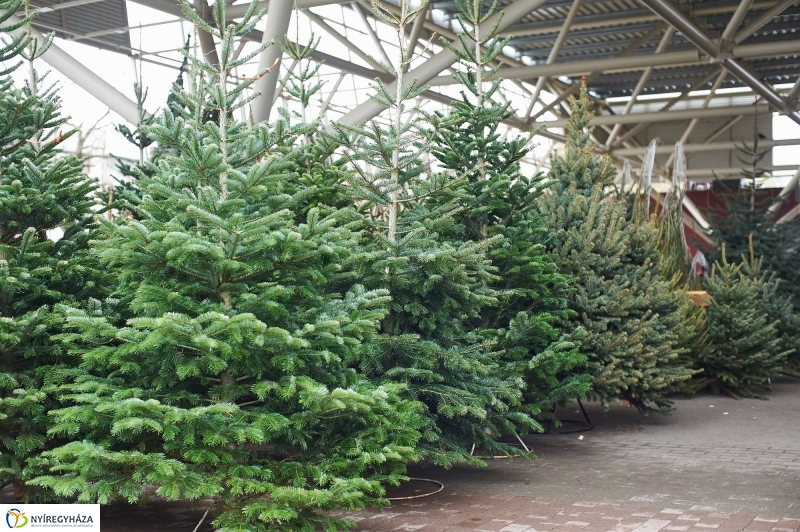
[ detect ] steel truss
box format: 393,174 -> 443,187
17,0 -> 800,223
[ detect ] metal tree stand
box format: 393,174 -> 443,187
544,399 -> 594,434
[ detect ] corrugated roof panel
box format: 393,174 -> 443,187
30,0 -> 131,55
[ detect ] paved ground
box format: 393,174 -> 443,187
349,375 -> 800,531
2,376 -> 798,531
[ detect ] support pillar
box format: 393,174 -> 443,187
252,0 -> 294,124
6,14 -> 142,125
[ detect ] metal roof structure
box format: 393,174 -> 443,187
26,0 -> 131,53
9,0 -> 800,229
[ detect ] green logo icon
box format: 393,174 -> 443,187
5,509 -> 27,529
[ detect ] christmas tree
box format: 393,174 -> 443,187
702,246 -> 787,398
748,263 -> 800,374
538,87 -> 693,411
32,3 -> 423,530
737,235 -> 800,375
0,0 -> 104,499
649,143 -> 707,394
429,0 -> 590,424
111,45 -> 190,214
331,0 -> 532,463
705,137 -> 800,375
708,139 -> 800,306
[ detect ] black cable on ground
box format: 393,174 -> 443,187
387,478 -> 444,501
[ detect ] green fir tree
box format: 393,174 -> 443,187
648,144 -> 707,394
429,0 -> 590,424
331,0 -> 532,463
748,262 -> 800,374
0,0 -> 103,499
111,44 -> 190,213
706,136 -> 800,374
31,3 -> 423,530
702,245 -> 787,398
708,138 -> 800,307
737,235 -> 800,375
538,87 -> 693,411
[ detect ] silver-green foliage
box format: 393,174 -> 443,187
330,0 -> 531,464
538,88 -> 694,411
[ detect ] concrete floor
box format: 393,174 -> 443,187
2,376 -> 798,531
351,375 -> 800,531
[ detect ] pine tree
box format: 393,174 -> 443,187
702,247 -> 787,398
331,0 -> 532,463
538,87 -> 693,411
647,143 -> 707,394
429,0 -> 590,423
706,137 -> 800,374
738,236 -> 800,375
111,46 -> 190,212
708,139 -> 800,306
0,0 -> 103,498
31,3 -> 423,530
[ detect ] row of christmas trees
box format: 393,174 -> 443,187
2,0 -> 800,529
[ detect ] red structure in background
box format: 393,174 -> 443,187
672,188 -> 800,257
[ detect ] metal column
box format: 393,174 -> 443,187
252,0 -> 295,124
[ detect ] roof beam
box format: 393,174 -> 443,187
613,138 -> 800,156
501,0 -> 776,38
530,24 -> 666,122
523,0 -> 582,121
663,68 -> 728,168
787,75 -> 800,110
604,27 -> 674,148
777,193 -> 800,223
770,166 -> 800,214
431,39 -> 800,85
19,0 -> 107,14
686,165 -> 798,179
721,0 -> 754,45
336,0 -> 548,127
638,0 -> 800,126
610,69 -> 721,148
351,2 -> 393,68
226,0 -> 343,19
734,0 -> 795,44
302,9 -> 386,71
6,13 -> 142,125
537,103 -> 769,128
